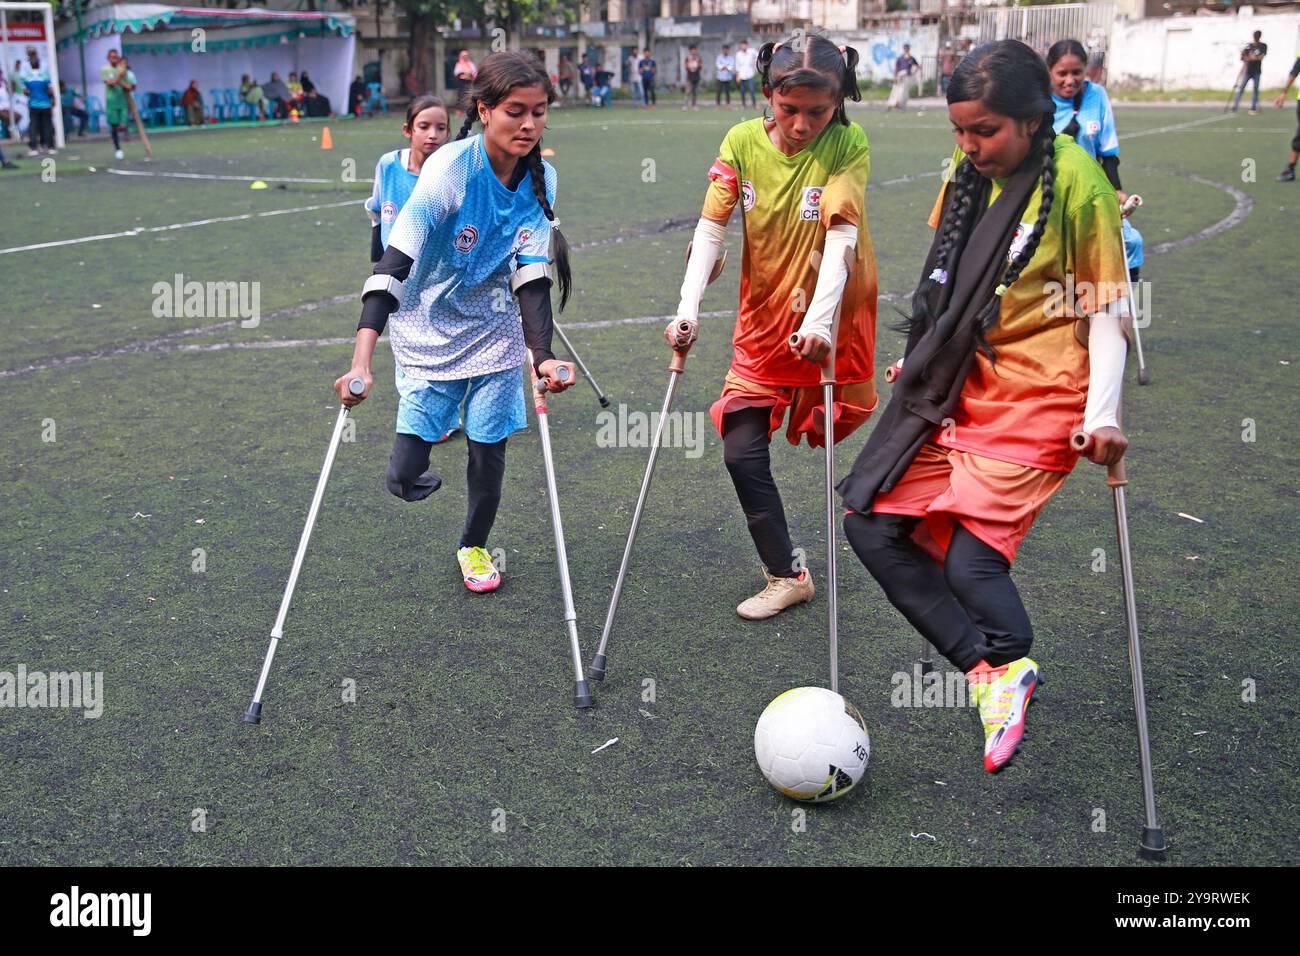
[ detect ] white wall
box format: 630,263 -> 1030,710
1111,10 -> 1300,90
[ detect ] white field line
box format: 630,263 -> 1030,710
105,168 -> 370,184
0,199 -> 363,256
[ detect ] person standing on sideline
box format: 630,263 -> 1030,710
683,45 -> 703,110
940,41 -> 957,95
627,48 -> 643,105
735,39 -> 759,109
885,44 -> 920,112
716,43 -> 735,108
453,50 -> 478,113
1272,51 -> 1300,180
639,48 -> 657,107
579,55 -> 594,101
1232,31 -> 1268,115
21,48 -> 55,156
100,49 -> 129,160
558,55 -> 576,102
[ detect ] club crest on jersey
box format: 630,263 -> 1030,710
1087,120 -> 1101,135
454,224 -> 479,253
741,180 -> 756,212
515,226 -> 533,250
801,186 -> 824,221
380,200 -> 398,224
1007,221 -> 1035,262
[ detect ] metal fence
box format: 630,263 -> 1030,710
974,3 -> 1116,77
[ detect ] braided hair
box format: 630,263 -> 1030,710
756,33 -> 862,127
905,39 -> 1057,361
454,51 -> 572,310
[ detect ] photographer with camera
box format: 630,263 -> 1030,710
1231,31 -> 1268,115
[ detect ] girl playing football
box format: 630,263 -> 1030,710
674,33 -> 879,621
839,40 -> 1132,773
335,53 -> 575,593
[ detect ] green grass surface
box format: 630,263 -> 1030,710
0,106 -> 1295,866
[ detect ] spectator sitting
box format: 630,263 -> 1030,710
348,75 -> 368,116
180,79 -> 205,125
262,72 -> 290,118
60,80 -> 88,137
239,74 -> 268,121
300,73 -> 331,117
592,67 -> 613,108
287,71 -> 304,102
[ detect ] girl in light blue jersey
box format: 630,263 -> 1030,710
366,94 -> 450,262
335,53 -> 575,594
1048,39 -> 1143,279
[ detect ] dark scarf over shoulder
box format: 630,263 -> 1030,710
837,158 -> 1041,513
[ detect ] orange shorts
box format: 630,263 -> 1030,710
710,370 -> 878,449
864,442 -> 1070,564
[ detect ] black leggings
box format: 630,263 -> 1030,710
386,432 -> 507,549
722,406 -> 797,578
843,511 -> 1033,672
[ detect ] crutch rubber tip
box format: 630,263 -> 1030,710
1138,368 -> 1151,386
588,654 -> 607,682
1139,827 -> 1167,862
242,702 -> 263,724
574,680 -> 595,710
598,396 -> 611,408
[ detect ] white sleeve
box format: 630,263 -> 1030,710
796,224 -> 857,344
676,218 -> 727,324
364,157 -> 384,224
1082,310 -> 1127,434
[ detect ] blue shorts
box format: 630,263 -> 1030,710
394,364 -> 527,445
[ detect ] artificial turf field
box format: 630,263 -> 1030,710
0,104 -> 1295,867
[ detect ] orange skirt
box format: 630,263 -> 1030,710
710,370 -> 878,449
863,442 -> 1070,564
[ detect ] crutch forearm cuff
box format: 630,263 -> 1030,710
511,260 -> 554,294
362,273 -> 403,307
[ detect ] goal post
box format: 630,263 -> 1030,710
1,1 -> 64,149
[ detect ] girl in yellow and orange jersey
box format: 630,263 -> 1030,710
673,33 -> 878,621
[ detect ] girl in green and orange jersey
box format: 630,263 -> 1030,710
838,40 -> 1132,773
673,34 -> 878,621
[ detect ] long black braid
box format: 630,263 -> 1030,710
454,52 -> 572,310
969,120 -> 1056,359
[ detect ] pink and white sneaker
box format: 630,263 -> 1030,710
968,657 -> 1040,773
456,546 -> 501,593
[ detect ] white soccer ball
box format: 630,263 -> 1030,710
754,687 -> 870,802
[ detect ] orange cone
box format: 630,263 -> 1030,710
320,126 -> 333,150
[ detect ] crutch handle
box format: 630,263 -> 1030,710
533,364 -> 572,394
884,358 -> 903,384
1071,429 -> 1128,486
1121,194 -> 1143,217
347,378 -> 365,396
